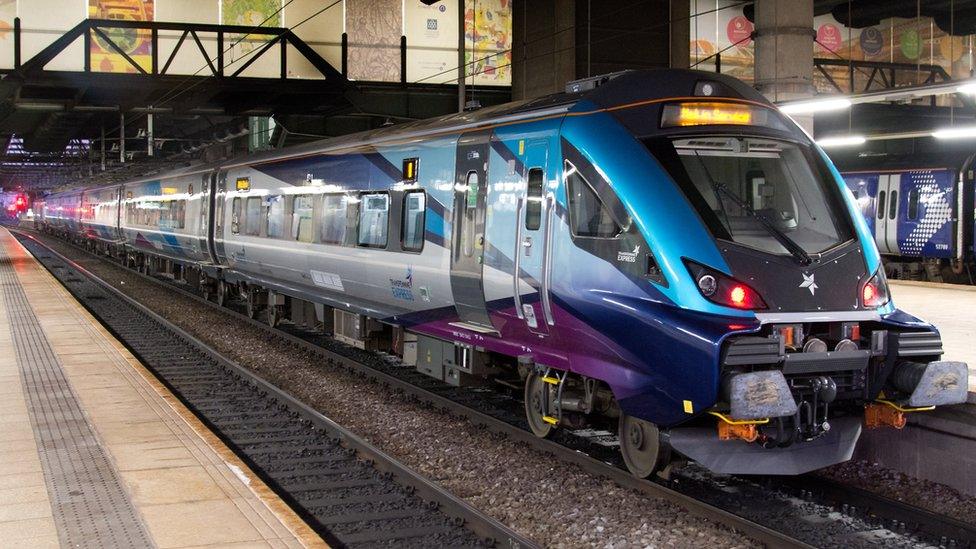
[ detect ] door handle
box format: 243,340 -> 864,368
513,198 -> 524,319
522,236 -> 532,255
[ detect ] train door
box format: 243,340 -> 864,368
513,139 -> 551,335
213,170 -> 228,263
450,131 -> 495,331
874,174 -> 901,255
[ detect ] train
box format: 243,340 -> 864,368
841,152 -> 976,284
1,190 -> 29,220
34,69 -> 969,477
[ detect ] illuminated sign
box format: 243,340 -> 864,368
402,158 -> 418,182
661,102 -> 767,127
236,177 -> 251,191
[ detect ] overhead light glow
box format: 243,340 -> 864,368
932,126 -> 976,139
817,135 -> 866,148
957,82 -> 976,95
779,97 -> 852,115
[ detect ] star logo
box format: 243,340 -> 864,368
799,273 -> 818,296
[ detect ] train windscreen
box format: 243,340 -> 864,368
647,136 -> 854,257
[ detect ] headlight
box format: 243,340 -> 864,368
685,260 -> 767,310
861,268 -> 889,308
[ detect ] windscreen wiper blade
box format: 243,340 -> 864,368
712,182 -> 813,266
690,150 -> 812,266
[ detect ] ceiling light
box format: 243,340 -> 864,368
932,126 -> 976,139
817,135 -> 866,148
779,97 -> 852,115
957,82 -> 976,95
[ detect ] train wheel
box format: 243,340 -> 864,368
523,372 -> 554,438
619,414 -> 670,478
216,280 -> 227,307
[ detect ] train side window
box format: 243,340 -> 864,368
231,197 -> 241,234
525,168 -> 543,230
907,188 -> 920,220
876,190 -> 886,220
401,191 -> 426,252
358,193 -> 389,248
566,162 -> 621,238
293,195 -> 315,242
266,195 -> 285,238
321,194 -> 348,244
244,197 -> 261,236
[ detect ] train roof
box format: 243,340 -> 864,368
47,69 -> 769,195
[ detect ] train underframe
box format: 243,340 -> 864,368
44,227 -> 969,477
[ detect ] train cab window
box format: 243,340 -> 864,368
525,168 -> 544,231
321,194 -> 348,244
231,197 -> 242,234
566,162 -> 621,238
908,188 -> 920,220
401,191 -> 426,252
292,195 -> 315,243
244,197 -> 261,236
266,195 -> 285,238
358,193 -> 389,248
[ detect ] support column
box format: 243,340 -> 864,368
669,0 -> 690,69
753,1 -> 815,131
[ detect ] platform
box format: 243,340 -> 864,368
889,280 -> 976,394
0,227 -> 324,548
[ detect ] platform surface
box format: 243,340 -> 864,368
889,280 -> 976,393
0,228 -> 324,548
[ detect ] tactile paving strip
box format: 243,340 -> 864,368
0,250 -> 154,548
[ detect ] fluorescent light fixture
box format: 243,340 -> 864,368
957,82 -> 976,95
817,135 -> 866,148
932,126 -> 976,139
779,97 -> 852,115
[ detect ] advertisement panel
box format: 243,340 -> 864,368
346,0 -> 402,82
0,0 -> 14,70
464,0 -> 511,86
404,0 -> 457,84
221,0 -> 282,73
88,0 -> 154,73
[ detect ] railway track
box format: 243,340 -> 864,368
18,228 -> 976,548
15,232 -> 534,549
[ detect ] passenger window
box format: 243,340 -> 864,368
292,195 -> 315,243
321,194 -> 348,244
244,197 -> 261,236
566,161 -> 621,238
876,191 -> 886,220
525,168 -> 544,231
266,195 -> 285,238
402,191 -> 426,252
358,193 -> 389,248
231,197 -> 241,234
907,188 -> 919,220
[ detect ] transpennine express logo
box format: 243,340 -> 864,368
390,266 -> 415,301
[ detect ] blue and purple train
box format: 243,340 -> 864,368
841,152 -> 976,283
35,70 -> 969,476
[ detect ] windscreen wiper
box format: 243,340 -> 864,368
692,152 -> 813,266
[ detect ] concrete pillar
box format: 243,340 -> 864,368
753,0 -> 815,131
670,0 -> 690,69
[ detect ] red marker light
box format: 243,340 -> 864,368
730,286 -> 747,306
862,283 -> 876,304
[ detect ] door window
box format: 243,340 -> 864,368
401,191 -> 426,252
907,188 -> 920,220
525,168 -> 543,231
462,172 -> 479,257
888,190 -> 898,219
877,191 -> 886,220
231,197 -> 241,234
